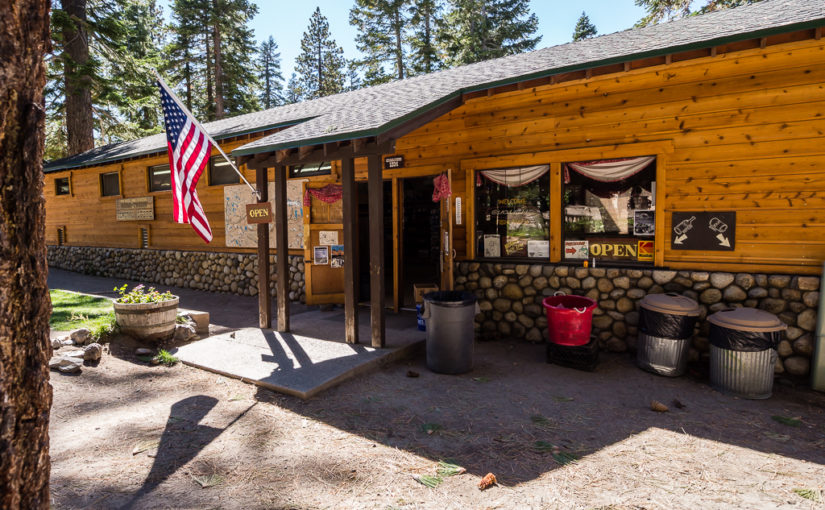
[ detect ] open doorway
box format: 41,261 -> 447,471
399,176 -> 440,309
358,180 -> 393,304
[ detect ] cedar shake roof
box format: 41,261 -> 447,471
45,0 -> 825,172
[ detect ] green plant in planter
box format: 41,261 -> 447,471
114,284 -> 175,304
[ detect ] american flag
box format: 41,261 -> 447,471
157,80 -> 213,243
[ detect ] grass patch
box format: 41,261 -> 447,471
156,350 -> 179,366
771,415 -> 802,427
50,290 -> 113,331
793,488 -> 821,502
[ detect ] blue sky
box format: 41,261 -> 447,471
159,1 -> 647,78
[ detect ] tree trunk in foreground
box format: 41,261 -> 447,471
0,1 -> 53,508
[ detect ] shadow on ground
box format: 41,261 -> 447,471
257,341 -> 825,485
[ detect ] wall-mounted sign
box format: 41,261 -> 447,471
527,240 -> 549,258
588,238 -> 642,261
637,240 -> 654,261
455,197 -> 462,225
319,230 -> 338,245
671,211 -> 735,251
384,155 -> 404,169
564,240 -> 589,260
116,197 -> 154,221
245,202 -> 272,224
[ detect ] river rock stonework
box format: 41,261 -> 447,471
454,262 -> 819,377
47,246 -> 306,302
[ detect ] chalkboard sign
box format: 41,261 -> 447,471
671,211 -> 735,251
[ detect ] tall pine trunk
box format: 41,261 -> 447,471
205,31 -> 214,119
394,9 -> 404,80
212,0 -> 224,119
62,0 -> 94,155
0,0 -> 53,508
423,7 -> 432,73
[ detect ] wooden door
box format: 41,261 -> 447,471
303,181 -> 345,305
440,168 -> 454,290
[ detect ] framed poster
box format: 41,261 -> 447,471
633,210 -> 655,236
483,234 -> 500,258
318,230 -> 338,245
527,240 -> 549,258
313,246 -> 329,265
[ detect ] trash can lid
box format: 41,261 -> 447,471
640,293 -> 700,316
423,290 -> 477,307
708,307 -> 787,333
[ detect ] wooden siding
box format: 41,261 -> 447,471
390,37 -> 825,274
45,35 -> 825,275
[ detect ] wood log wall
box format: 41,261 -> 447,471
45,36 -> 825,274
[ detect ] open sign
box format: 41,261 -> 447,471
246,203 -> 272,224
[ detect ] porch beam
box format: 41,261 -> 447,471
255,167 -> 271,328
245,138 -> 395,169
367,153 -> 385,348
341,156 -> 359,344
273,164 -> 290,332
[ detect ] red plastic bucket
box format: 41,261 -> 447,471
542,294 -> 597,346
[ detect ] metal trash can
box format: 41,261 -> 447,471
708,308 -> 786,399
422,291 -> 478,374
637,293 -> 700,377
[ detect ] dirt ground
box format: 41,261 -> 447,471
50,334 -> 825,510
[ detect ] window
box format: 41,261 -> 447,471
563,156 -> 656,264
475,165 -> 550,258
209,156 -> 239,185
289,161 -> 331,178
148,164 -> 171,192
100,172 -> 120,196
55,177 -> 70,195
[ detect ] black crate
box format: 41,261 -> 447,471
546,337 -> 599,371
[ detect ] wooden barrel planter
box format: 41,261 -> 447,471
113,297 -> 179,341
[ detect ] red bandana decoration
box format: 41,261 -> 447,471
304,184 -> 343,207
432,173 -> 451,202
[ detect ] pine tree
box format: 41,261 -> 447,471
572,11 -> 597,41
285,72 -> 304,104
258,36 -> 284,109
438,0 -> 541,67
349,0 -> 409,85
295,7 -> 346,99
216,0 -> 260,116
167,0 -> 209,117
634,0 -> 760,26
408,0 -> 444,75
345,59 -> 363,91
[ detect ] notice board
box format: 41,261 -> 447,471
224,180 -> 305,249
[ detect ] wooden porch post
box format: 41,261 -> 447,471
342,157 -> 359,344
256,167 -> 271,328
273,164 -> 290,332
367,154 -> 385,347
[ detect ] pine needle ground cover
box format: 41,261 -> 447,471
50,289 -> 114,332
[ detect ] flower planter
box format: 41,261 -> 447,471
113,297 -> 179,341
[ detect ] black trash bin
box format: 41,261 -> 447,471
637,293 -> 700,377
422,291 -> 478,374
708,307 -> 786,399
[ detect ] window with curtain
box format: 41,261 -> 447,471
563,156 -> 656,263
475,165 -> 550,258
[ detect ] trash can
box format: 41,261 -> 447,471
637,293 -> 700,377
708,307 -> 786,399
422,291 -> 478,374
541,294 -> 597,346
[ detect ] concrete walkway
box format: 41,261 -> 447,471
48,267 -> 424,398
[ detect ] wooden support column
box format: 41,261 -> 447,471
256,167 -> 271,328
342,157 -> 359,344
273,164 -> 290,332
367,154 -> 385,348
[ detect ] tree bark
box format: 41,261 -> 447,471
62,0 -> 94,155
212,0 -> 224,119
394,9 -> 404,80
0,0 -> 53,509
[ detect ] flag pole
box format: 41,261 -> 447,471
154,69 -> 260,200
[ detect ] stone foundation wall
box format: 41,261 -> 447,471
454,262 -> 820,377
47,246 -> 306,302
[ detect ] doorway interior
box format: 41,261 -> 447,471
399,176 -> 441,309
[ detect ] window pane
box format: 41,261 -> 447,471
55,177 -> 70,195
475,168 -> 550,258
290,162 -> 331,178
149,164 -> 171,192
563,157 -> 655,264
209,156 -> 238,185
100,172 -> 120,196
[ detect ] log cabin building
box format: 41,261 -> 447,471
45,0 -> 825,378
